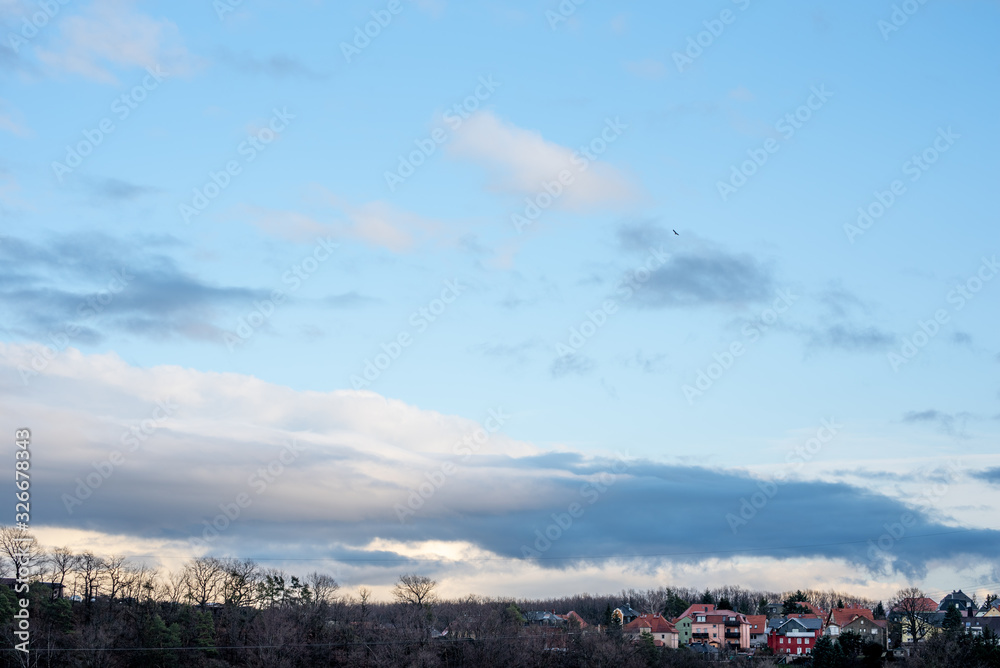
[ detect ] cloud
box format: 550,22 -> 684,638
448,111 -> 639,211
616,220 -> 674,253
215,49 -> 327,80
34,0 -> 195,84
325,291 -> 378,308
635,251 -> 774,308
972,468 -> 1000,486
624,59 -> 667,80
951,331 -> 973,346
616,223 -> 774,308
298,188 -> 449,253
471,339 -> 543,365
0,233 -> 267,344
0,99 -> 29,136
238,205 -> 332,243
4,345 -> 998,583
84,177 -> 159,201
805,325 -> 894,352
902,409 -> 973,439
729,86 -> 754,101
550,353 -> 596,377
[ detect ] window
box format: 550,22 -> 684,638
797,638 -> 802,644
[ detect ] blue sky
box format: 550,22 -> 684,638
1,0 -> 998,601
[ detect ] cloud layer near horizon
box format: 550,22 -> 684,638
3,344 -> 997,585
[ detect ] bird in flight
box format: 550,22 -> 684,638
673,229 -> 679,236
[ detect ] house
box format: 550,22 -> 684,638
888,597 -> 940,644
614,605 -> 641,625
938,590 -> 975,615
0,578 -> 64,599
843,615 -> 887,649
766,602 -> 784,617
557,611 -> 588,628
746,614 -> 768,647
673,604 -> 715,647
523,611 -> 565,626
673,615 -> 692,645
690,610 -> 751,650
960,617 -> 1000,637
677,603 -> 716,619
767,617 -> 823,656
826,607 -> 874,632
625,613 -> 679,649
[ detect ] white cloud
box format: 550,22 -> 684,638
237,205 -> 331,243
0,100 -> 29,136
447,111 -> 640,211
34,0 -> 195,84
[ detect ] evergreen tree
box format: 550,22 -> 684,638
873,601 -> 886,619
700,590 -> 715,605
943,603 -> 963,634
717,597 -> 734,611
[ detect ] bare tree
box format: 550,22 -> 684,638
392,573 -> 438,606
306,571 -> 340,605
183,556 -> 224,608
76,551 -> 105,609
891,586 -> 934,644
221,557 -> 260,607
45,546 -> 79,595
103,554 -> 137,606
0,526 -> 38,580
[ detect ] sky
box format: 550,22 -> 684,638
0,0 -> 998,604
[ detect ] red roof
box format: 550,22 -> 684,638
893,597 -> 938,613
558,611 -> 588,628
746,615 -> 768,631
676,603 -> 716,621
801,602 -> 826,617
829,607 -> 874,627
625,614 -> 678,635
